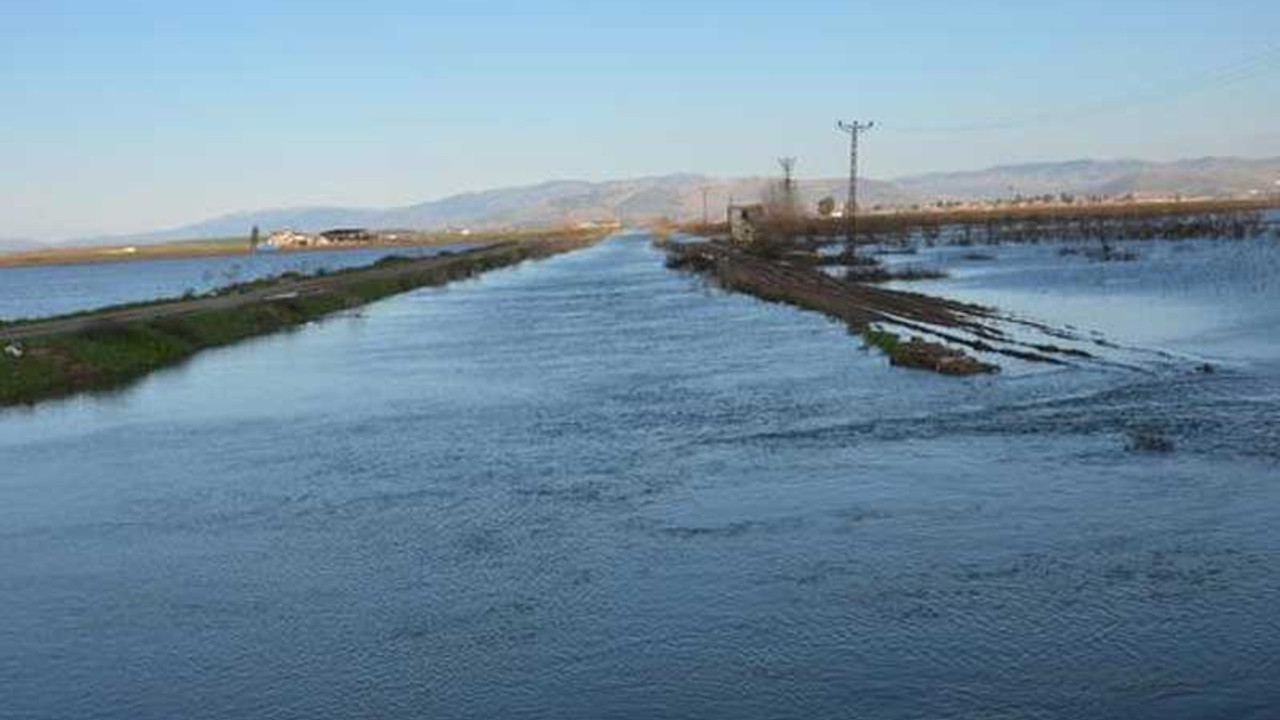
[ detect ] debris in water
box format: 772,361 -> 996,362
1086,247 -> 1139,262
1126,428 -> 1176,453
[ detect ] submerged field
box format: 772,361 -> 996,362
2,232 -> 1278,719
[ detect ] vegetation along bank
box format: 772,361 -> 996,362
0,231 -> 607,407
662,240 -> 1109,377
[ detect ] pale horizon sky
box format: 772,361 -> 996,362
4,1 -> 1279,240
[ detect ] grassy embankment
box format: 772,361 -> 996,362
0,232 -> 604,407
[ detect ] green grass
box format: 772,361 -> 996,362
2,302 -> 329,406
861,326 -> 901,354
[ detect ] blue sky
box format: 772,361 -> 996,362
3,0 -> 1278,239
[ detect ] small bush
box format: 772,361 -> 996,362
862,327 -> 900,354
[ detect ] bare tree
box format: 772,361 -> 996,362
760,157 -> 804,242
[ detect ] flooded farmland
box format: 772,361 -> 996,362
0,243 -> 479,322
2,233 -> 1278,719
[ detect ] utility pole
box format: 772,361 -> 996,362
701,187 -> 710,226
778,157 -> 798,221
778,157 -> 797,192
836,120 -> 874,255
778,157 -> 797,208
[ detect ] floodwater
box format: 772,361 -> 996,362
879,235 -> 1280,363
0,243 -> 479,322
2,233 -> 1278,719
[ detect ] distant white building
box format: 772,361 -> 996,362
264,229 -> 328,249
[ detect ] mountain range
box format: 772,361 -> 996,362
69,157 -> 1280,245
0,237 -> 41,252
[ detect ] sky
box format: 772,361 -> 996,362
3,0 -> 1279,240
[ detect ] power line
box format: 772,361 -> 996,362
879,43 -> 1280,135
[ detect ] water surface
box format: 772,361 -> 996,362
882,236 -> 1280,361
2,234 -> 1278,719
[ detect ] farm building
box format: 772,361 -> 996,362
319,228 -> 376,243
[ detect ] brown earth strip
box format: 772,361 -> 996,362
662,240 -> 1097,375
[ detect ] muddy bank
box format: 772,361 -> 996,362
663,240 -> 1104,375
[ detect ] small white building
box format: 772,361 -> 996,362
264,229 -> 328,249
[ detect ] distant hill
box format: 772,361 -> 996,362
74,157 -> 1280,244
894,157 -> 1280,200
0,238 -> 42,252
80,174 -> 905,244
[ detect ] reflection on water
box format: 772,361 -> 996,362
0,243 -> 479,321
2,234 -> 1278,719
